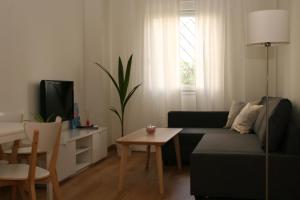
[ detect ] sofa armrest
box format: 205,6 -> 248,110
168,111 -> 228,128
269,154 -> 300,199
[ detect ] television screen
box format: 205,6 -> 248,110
40,80 -> 74,121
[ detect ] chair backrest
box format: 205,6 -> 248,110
0,112 -> 23,122
28,130 -> 39,185
0,145 -> 4,160
24,116 -> 62,169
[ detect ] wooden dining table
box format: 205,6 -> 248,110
0,122 -> 54,200
1,122 -> 25,160
0,122 -> 25,144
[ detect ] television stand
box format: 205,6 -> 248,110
56,126 -> 108,181
76,125 -> 99,129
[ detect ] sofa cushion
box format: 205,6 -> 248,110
254,97 -> 292,152
194,133 -> 263,154
254,97 -> 281,146
225,101 -> 246,128
231,103 -> 263,134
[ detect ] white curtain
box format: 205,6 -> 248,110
105,0 -> 181,139
195,0 -> 227,110
141,0 -> 181,127
194,0 -> 250,110
194,0 -> 278,111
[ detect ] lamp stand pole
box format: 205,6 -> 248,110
265,41 -> 271,200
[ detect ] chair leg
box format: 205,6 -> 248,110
51,172 -> 62,200
10,140 -> 20,163
18,183 -> 27,200
0,145 -> 4,160
11,185 -> 17,200
29,183 -> 36,200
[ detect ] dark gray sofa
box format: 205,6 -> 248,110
162,112 -> 229,165
162,97 -> 300,200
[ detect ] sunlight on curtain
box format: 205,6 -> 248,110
195,0 -> 227,110
143,0 -> 180,92
141,0 -> 181,127
193,0 -> 278,111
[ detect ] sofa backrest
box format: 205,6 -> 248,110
254,97 -> 292,152
168,111 -> 229,128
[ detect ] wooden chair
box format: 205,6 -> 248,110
0,145 -> 4,161
0,145 -> 7,164
0,117 -> 62,200
0,142 -> 20,164
0,129 -> 40,200
4,113 -> 54,163
0,111 -> 24,164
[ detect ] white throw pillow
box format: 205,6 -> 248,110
224,101 -> 246,128
231,103 -> 263,134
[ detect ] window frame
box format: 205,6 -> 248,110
179,0 -> 196,91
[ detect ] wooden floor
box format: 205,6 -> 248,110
0,149 -> 193,200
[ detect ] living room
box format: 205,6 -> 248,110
0,0 -> 299,199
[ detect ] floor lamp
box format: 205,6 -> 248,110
247,10 -> 289,200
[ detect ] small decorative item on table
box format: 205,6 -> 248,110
146,125 -> 156,135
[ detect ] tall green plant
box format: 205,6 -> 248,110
95,55 -> 141,137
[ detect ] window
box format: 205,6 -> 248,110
179,0 -> 196,89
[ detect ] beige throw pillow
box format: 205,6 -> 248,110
231,103 -> 263,134
225,101 -> 246,128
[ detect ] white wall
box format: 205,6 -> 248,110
83,0 -> 111,143
278,0 -> 300,122
0,0 -> 85,120
84,0 -> 145,145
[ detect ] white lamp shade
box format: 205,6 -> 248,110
248,10 -> 289,46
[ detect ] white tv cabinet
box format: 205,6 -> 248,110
57,127 -> 108,181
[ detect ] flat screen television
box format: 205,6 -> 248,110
40,80 -> 74,121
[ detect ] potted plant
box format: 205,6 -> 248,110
95,55 -> 141,153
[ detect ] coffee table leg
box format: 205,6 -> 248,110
145,145 -> 151,170
118,144 -> 129,191
173,135 -> 182,170
155,145 -> 164,195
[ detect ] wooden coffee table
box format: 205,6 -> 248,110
116,128 -> 182,195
